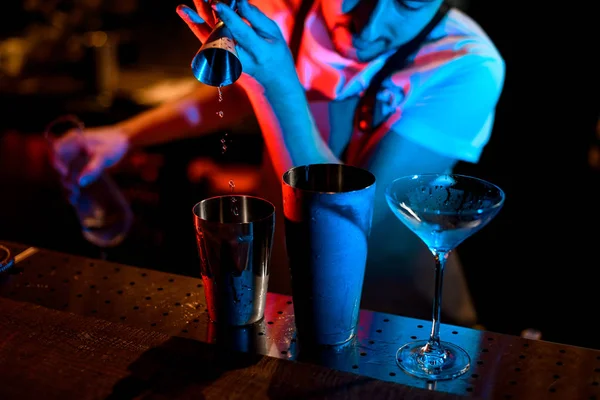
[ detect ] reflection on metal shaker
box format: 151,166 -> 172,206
207,318 -> 268,354
282,164 -> 376,347
193,195 -> 275,326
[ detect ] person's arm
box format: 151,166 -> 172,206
212,2 -> 339,179
117,83 -> 253,148
176,0 -> 338,178
239,75 -> 339,178
67,81 -> 254,186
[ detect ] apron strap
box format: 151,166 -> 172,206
285,0 -> 451,163
352,2 -> 451,137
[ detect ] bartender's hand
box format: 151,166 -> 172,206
51,125 -> 129,187
177,0 -> 298,89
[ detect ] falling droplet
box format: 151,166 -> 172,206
216,111 -> 224,118
229,180 -> 239,217
220,133 -> 229,154
217,86 -> 223,103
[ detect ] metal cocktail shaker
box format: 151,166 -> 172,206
282,164 -> 376,347
193,195 -> 275,326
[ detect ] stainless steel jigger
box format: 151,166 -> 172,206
191,0 -> 242,87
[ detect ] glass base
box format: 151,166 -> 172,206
396,340 -> 470,380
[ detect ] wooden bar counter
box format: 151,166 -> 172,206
0,240 -> 598,399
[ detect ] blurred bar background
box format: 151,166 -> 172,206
1,0 -> 598,349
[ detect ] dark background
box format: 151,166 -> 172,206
1,1 -> 599,349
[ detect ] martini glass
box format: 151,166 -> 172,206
385,173 -> 505,380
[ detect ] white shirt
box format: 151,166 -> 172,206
262,0 -> 505,166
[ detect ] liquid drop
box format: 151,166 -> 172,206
221,137 -> 227,154
229,180 -> 239,216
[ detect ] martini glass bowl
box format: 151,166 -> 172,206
385,173 -> 505,380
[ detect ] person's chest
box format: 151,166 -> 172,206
308,97 -> 357,159
307,83 -> 407,160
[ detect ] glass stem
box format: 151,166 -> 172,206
427,249 -> 449,349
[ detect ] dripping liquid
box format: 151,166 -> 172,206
218,86 -> 226,153
217,87 -> 238,217
229,179 -> 239,216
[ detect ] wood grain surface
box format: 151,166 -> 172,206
0,296 -> 471,400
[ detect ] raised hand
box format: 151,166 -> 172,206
176,0 -> 215,43
50,125 -> 129,188
176,0 -> 298,89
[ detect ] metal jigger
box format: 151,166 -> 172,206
191,0 -> 242,87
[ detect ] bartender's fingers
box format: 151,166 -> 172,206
50,132 -> 82,177
238,0 -> 282,39
193,0 -> 217,26
213,2 -> 261,52
78,156 -> 104,187
176,5 -> 211,42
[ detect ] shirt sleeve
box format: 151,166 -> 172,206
392,51 -> 506,163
